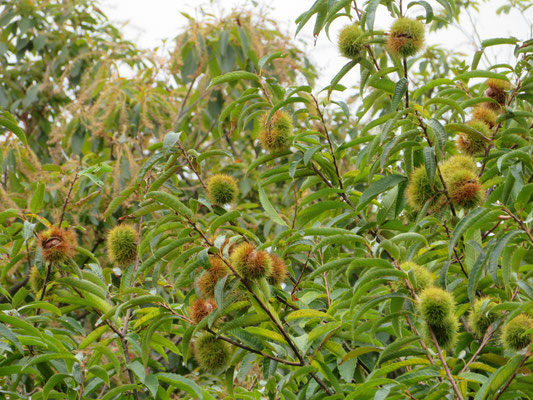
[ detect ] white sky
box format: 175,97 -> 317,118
100,0 -> 533,94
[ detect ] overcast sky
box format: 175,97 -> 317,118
100,0 -> 533,93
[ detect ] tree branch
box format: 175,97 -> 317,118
493,350 -> 531,400
428,326 -> 465,400
185,216 -> 334,395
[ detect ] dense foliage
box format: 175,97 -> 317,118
1,0 -> 533,399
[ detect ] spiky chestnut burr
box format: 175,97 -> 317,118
338,23 -> 364,59
259,110 -> 292,153
445,169 -> 484,209
396,261 -> 434,292
196,257 -> 230,299
387,17 -> 425,58
501,314 -> 533,351
472,105 -> 498,128
485,78 -> 511,110
37,226 -> 77,263
29,266 -> 44,295
423,315 -> 459,349
468,297 -> 500,339
207,174 -> 238,206
190,298 -> 217,325
107,224 -> 138,267
440,155 -> 477,177
193,333 -> 232,373
230,243 -> 272,281
418,287 -> 456,327
456,120 -> 491,156
267,254 -> 288,286
406,166 -> 441,210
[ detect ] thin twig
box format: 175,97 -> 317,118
214,330 -> 302,366
58,173 -> 79,227
460,324 -> 497,374
482,220 -> 502,240
428,327 -> 465,400
309,161 -> 356,208
77,360 -> 86,400
404,313 -> 438,368
159,301 -> 301,366
291,249 -> 313,296
177,141 -> 208,191
258,78 -> 273,106
441,220 -> 469,279
403,58 -> 409,108
312,95 -> 343,190
501,206 -> 533,243
291,181 -> 299,229
176,77 -> 197,121
38,262 -> 53,301
353,1 -> 380,71
309,326 -> 340,363
493,350 -> 530,400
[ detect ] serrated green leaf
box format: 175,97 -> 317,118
391,77 -> 408,111
449,208 -> 489,256
209,71 -> 259,87
258,185 -> 288,227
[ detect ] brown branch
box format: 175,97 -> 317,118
77,360 -> 86,400
460,323 -> 497,374
366,45 -> 381,71
177,141 -> 208,191
185,216 -> 333,395
176,77 -> 197,121
441,220 -> 469,279
38,262 -> 53,301
493,350 -> 531,400
309,161 -> 356,208
309,326 -> 340,363
501,206 -> 533,243
323,271 -> 331,308
291,249 -> 313,296
353,1 -> 380,72
428,327 -> 465,400
58,172 -> 79,227
291,181 -> 300,229
312,95 -> 343,190
258,78 -> 273,106
159,301 -> 302,366
213,329 -> 302,366
482,220 -> 502,240
404,313 -> 438,368
403,58 -> 409,108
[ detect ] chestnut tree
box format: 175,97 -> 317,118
0,0 -> 533,399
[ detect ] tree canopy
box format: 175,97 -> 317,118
1,0 -> 533,399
